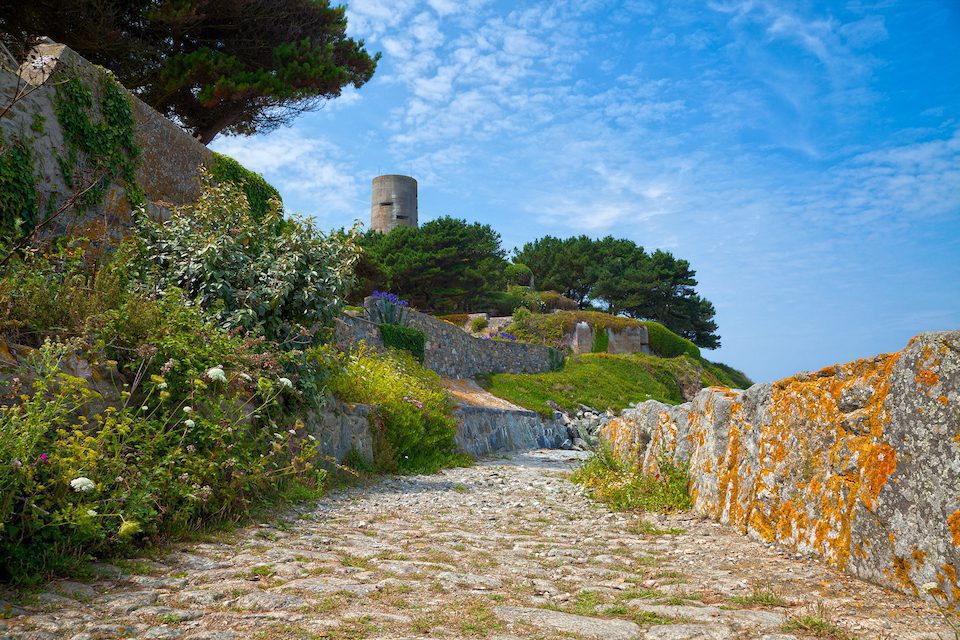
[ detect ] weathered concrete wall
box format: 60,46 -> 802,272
568,322 -> 651,356
600,331 -> 960,606
454,405 -> 567,457
335,309 -> 562,379
0,44 -> 211,241
302,400 -> 375,464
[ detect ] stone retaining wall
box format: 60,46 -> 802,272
454,405 -> 567,457
600,331 -> 960,606
335,309 -> 562,379
302,400 -> 374,464
1,44 -> 211,242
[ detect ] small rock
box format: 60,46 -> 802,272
494,605 -> 641,640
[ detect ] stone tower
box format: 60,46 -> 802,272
370,175 -> 418,233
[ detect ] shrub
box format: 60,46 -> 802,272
210,152 -> 281,221
537,290 -> 578,311
481,290 -> 527,316
0,339 -> 322,584
571,444 -> 692,513
504,262 -> 532,286
642,321 -> 700,359
379,323 -> 425,363
328,347 -> 463,474
137,172 -> 360,346
470,317 -> 488,332
591,327 -> 609,353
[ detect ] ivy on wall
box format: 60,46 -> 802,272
591,326 -> 609,353
53,72 -> 142,209
210,152 -> 281,221
0,137 -> 39,241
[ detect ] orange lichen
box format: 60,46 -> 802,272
949,511 -> 960,546
860,442 -> 897,511
938,395 -> 949,406
916,369 -> 940,387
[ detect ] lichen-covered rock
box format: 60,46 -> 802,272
600,331 -> 960,606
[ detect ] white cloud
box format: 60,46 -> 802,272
211,130 -> 365,221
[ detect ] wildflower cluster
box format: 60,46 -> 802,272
370,291 -> 409,307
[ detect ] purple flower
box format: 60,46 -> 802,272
492,332 -> 517,341
371,291 -> 409,307
39,453 -> 48,463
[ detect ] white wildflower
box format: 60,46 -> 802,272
70,477 -> 95,493
30,55 -> 55,70
307,435 -> 316,441
183,406 -> 193,414
157,382 -> 168,390
278,377 -> 293,389
87,509 -> 98,516
184,419 -> 196,428
288,429 -> 296,435
207,367 -> 227,383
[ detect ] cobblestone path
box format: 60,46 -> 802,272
2,450 -> 955,640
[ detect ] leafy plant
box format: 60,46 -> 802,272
379,324 -> 425,363
470,317 -> 488,333
137,172 -> 360,346
366,291 -> 409,325
328,346 -> 464,474
0,339 -> 322,584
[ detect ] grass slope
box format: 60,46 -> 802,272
478,352 -> 753,417
478,352 -> 688,415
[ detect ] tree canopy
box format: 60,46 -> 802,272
1,0 -> 380,144
355,217 -> 508,313
515,235 -> 721,348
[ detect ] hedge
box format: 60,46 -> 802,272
379,323 -> 426,363
641,321 -> 700,359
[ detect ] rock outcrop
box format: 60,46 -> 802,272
601,331 -> 960,606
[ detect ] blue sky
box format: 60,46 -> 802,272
212,0 -> 960,383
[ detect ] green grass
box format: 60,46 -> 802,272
782,604 -> 855,639
700,358 -> 753,389
478,352 -> 690,415
572,445 -> 693,513
730,588 -> 788,607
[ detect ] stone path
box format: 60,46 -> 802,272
2,450 -> 956,640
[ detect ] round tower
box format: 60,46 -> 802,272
370,175 -> 418,233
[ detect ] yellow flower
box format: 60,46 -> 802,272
118,520 -> 141,539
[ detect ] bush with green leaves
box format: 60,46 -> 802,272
0,339 -> 322,584
137,172 -> 360,346
327,346 -> 464,474
379,323 -> 425,363
470,317 -> 489,332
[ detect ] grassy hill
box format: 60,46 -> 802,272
478,352 -> 751,417
480,312 -> 752,415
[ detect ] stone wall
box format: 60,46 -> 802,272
0,44 -> 211,241
335,308 -> 562,379
302,400 -> 374,464
454,405 -> 567,457
600,331 -> 960,606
